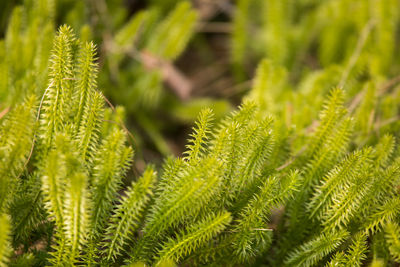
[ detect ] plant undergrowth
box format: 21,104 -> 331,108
1,0 -> 400,266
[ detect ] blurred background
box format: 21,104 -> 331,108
1,0 -> 400,171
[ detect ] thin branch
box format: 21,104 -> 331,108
0,107 -> 9,119
16,81 -> 53,179
374,116 -> 400,132
139,50 -> 193,100
378,74 -> 400,96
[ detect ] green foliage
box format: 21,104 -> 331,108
1,0 -> 400,266
386,222 -> 400,261
285,229 -> 349,267
104,1 -> 198,111
0,96 -> 36,211
0,214 -> 11,266
103,166 -> 155,262
156,211 -> 232,264
1,21 -> 295,266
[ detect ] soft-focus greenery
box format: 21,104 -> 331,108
1,0 -> 400,266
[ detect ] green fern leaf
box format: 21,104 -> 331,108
156,211 -> 232,264
385,222 -> 400,262
0,214 -> 11,267
103,166 -> 156,262
285,229 -> 349,267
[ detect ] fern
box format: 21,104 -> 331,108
0,95 -> 36,211
146,1 -> 198,60
233,171 -> 299,263
103,166 -> 156,262
2,1 -> 400,266
156,211 -> 232,264
385,222 -> 400,262
183,108 -> 213,163
73,41 -> 99,138
131,157 -> 224,262
344,233 -> 368,267
39,25 -> 75,152
40,136 -> 68,265
0,214 -> 11,266
285,229 -> 349,267
89,129 -> 133,235
308,148 -> 372,222
75,91 -> 104,165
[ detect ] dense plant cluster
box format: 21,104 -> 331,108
1,0 -> 400,266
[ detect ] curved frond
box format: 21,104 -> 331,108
103,166 -> 156,262
285,229 -> 349,267
385,222 -> 400,262
0,214 -> 11,267
39,25 -> 75,151
156,211 -> 232,264
184,108 -> 213,163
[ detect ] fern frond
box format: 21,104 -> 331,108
362,160 -> 400,209
283,90 -> 351,244
247,59 -> 287,113
343,233 -> 368,267
230,117 -> 274,204
156,211 -> 232,264
84,129 -> 133,264
363,197 -> 400,234
232,176 -> 277,263
147,1 -> 198,60
184,108 -> 213,163
373,134 -> 395,168
307,88 -> 346,157
103,166 -> 156,262
186,234 -> 233,265
132,157 -> 223,262
63,154 -> 90,263
211,101 -> 258,205
229,100 -> 258,124
308,148 -> 372,220
302,117 -> 354,189
40,135 -> 68,265
75,90 -> 104,165
74,41 -> 98,135
40,136 -> 67,230
39,25 -> 75,151
210,100 -> 256,166
321,164 -> 373,230
385,222 -> 400,262
326,251 -> 346,267
90,128 -> 133,235
239,117 -> 274,182
285,229 -> 349,267
114,10 -> 148,49
0,214 -> 11,267
155,157 -> 185,200
233,171 -> 299,262
0,95 -> 36,211
10,172 -> 46,247
145,157 -> 222,235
